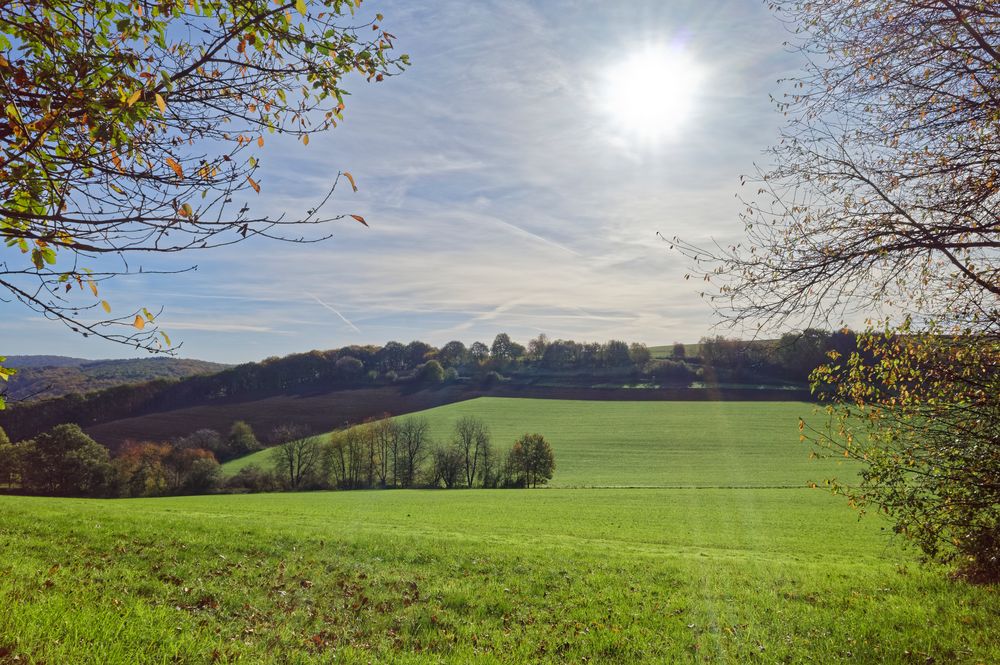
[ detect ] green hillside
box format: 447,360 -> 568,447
1,488 -> 996,663
224,398 -> 849,488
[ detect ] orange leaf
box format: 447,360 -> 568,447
257,136 -> 264,148
247,176 -> 260,193
165,157 -> 183,178
133,315 -> 146,330
342,171 -> 358,192
350,214 -> 368,227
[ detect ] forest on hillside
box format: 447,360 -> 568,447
4,357 -> 229,402
0,329 -> 853,443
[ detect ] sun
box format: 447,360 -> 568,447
599,44 -> 703,146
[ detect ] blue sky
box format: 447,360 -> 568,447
1,0 -> 800,363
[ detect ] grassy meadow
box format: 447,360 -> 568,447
2,398 -> 997,663
224,398 -> 850,488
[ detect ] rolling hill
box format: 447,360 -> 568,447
223,397 -> 846,488
4,356 -> 230,403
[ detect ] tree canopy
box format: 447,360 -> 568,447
674,0 -> 998,333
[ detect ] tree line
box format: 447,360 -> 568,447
0,416 -> 555,498
0,420 -> 260,498
0,330 -> 850,443
245,416 -> 554,492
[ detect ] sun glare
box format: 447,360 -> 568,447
599,44 -> 703,146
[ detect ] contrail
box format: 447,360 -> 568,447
306,293 -> 361,334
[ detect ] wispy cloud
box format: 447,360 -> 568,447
0,0 -> 807,362
163,321 -> 285,334
306,293 -> 362,334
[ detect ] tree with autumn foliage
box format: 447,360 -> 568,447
675,1 -> 999,578
808,326 -> 999,580
506,433 -> 555,488
0,0 -> 408,407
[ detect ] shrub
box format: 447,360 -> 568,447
226,464 -> 279,493
417,360 -> 445,385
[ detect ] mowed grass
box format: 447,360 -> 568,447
1,490 -> 998,664
225,398 -> 849,488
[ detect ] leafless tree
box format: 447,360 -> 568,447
672,1 -> 999,336
396,417 -> 430,488
270,424 -> 319,490
453,415 -> 490,488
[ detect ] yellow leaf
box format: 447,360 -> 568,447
127,89 -> 142,106
166,157 -> 184,178
295,0 -> 307,15
133,315 -> 146,330
302,134 -> 309,146
342,171 -> 358,192
161,331 -> 172,347
247,176 -> 261,193
350,214 -> 368,227
155,93 -> 166,113
101,300 -> 111,314
88,280 -> 99,297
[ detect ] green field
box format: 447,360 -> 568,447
225,398 -> 849,488
1,490 -> 997,663
2,398 -> 997,663
649,343 -> 702,359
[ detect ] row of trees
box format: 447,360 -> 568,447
0,416 -> 555,497
0,420 -> 261,497
698,329 -> 859,383
0,423 -> 223,498
258,416 -> 555,491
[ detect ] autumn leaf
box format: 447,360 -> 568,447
295,0 -> 307,16
350,214 -> 368,227
247,176 -> 261,193
302,134 -> 309,146
257,136 -> 264,148
88,280 -> 99,297
155,93 -> 167,113
342,171 -> 358,192
166,157 -> 184,178
101,300 -> 111,314
127,89 -> 142,106
133,315 -> 146,330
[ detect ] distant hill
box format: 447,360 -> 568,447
5,355 -> 91,369
4,356 -> 230,402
